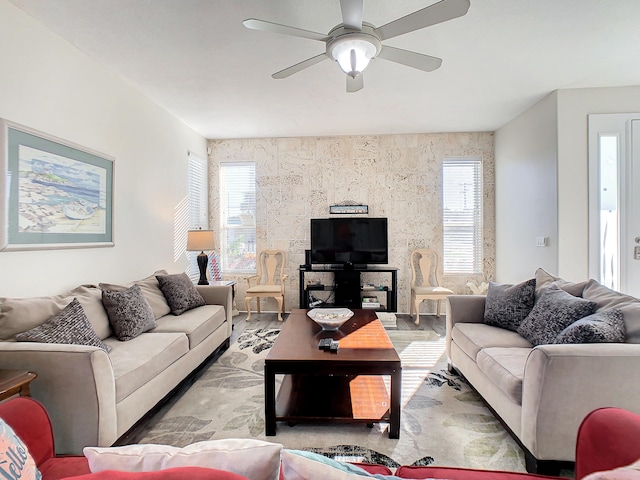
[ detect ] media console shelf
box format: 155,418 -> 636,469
299,265 -> 398,312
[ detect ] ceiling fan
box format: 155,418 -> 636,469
243,0 -> 470,92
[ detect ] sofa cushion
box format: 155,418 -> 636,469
0,418 -> 42,480
83,439 -> 283,480
105,332 -> 189,403
152,305 -> 226,349
0,285 -> 111,341
15,298 -> 110,352
156,273 -> 206,316
99,270 -> 171,320
517,284 -> 597,346
534,267 -> 587,300
582,279 -> 640,343
452,323 -> 533,361
102,285 -> 157,341
483,279 -> 536,332
555,308 -> 625,344
476,347 -> 531,405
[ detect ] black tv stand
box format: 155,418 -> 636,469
299,265 -> 398,311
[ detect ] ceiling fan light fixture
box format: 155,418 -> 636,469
329,35 -> 379,78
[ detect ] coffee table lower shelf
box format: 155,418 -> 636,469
274,374 -> 391,426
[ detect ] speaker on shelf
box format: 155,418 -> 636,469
304,249 -> 311,269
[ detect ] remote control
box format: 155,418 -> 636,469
318,338 -> 332,350
329,340 -> 339,352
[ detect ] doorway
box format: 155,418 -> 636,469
588,113 -> 640,297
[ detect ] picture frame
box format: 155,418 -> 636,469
329,204 -> 368,214
0,120 -> 114,250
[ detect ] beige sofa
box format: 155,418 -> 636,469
0,271 -> 233,455
446,269 -> 640,474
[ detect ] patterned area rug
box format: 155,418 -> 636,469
135,328 -> 526,471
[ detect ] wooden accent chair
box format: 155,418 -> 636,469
245,249 -> 288,322
409,248 -> 454,325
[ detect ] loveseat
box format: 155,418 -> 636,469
447,268 -> 640,474
0,271 -> 233,455
2,396 -> 640,480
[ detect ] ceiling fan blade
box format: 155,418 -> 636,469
272,53 -> 328,79
346,74 -> 364,93
378,45 -> 442,72
374,0 -> 470,41
243,18 -> 328,42
340,0 -> 364,30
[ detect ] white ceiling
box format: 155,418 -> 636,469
9,0 -> 640,139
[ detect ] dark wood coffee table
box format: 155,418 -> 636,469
264,308 -> 402,438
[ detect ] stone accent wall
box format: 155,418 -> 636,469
209,132 -> 495,315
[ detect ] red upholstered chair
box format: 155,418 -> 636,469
0,396 -> 91,479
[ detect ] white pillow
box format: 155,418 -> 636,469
83,439 -> 282,480
281,450 -> 399,480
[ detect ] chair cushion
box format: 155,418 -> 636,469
246,285 -> 282,294
412,286 -> 454,295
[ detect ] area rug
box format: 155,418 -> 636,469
135,328 -> 526,471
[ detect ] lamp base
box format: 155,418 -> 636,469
197,252 -> 209,285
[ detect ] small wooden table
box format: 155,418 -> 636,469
0,370 -> 37,401
264,309 -> 402,438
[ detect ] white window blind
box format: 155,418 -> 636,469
220,162 -> 256,272
442,157 -> 483,274
187,152 -> 208,281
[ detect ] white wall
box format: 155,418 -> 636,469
556,86 -> 640,280
494,92 -> 558,283
0,0 -> 207,296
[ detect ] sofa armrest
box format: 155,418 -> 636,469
521,343 -> 640,462
196,285 -> 233,337
446,295 -> 486,360
0,342 -> 117,454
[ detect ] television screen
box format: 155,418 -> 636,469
310,217 -> 388,266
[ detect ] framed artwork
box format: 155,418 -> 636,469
0,120 -> 114,250
329,204 -> 368,214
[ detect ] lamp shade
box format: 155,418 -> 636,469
187,229 -> 215,252
331,38 -> 377,77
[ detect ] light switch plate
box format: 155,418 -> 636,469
536,236 -> 548,247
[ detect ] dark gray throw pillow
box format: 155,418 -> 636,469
555,308 -> 625,344
483,278 -> 536,331
156,273 -> 205,315
517,284 -> 597,346
15,298 -> 111,352
102,284 -> 157,341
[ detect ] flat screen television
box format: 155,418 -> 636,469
310,217 -> 388,267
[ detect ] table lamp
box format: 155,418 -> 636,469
187,229 -> 215,285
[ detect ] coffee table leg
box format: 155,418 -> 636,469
264,364 -> 276,436
389,366 -> 402,439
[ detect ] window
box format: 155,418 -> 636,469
442,157 -> 483,274
219,162 -> 256,272
187,152 -> 208,281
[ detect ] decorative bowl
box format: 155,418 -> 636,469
307,308 -> 354,331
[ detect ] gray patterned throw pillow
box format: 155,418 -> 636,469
517,284 -> 597,346
15,298 -> 110,352
483,279 -> 536,331
102,284 -> 157,341
156,273 -> 205,315
555,308 -> 625,344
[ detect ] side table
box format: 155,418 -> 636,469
0,370 -> 37,401
210,280 -> 238,316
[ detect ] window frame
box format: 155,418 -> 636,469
442,157 -> 483,275
187,152 -> 208,281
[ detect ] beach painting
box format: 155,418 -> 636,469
1,120 -> 113,250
